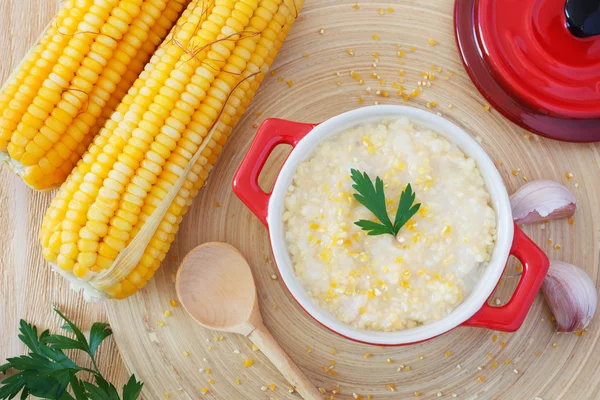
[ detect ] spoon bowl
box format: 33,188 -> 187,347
176,242 -> 256,333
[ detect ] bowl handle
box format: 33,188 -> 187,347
462,223 -> 549,332
233,118 -> 317,227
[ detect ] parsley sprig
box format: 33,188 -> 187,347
351,169 -> 421,237
0,308 -> 143,400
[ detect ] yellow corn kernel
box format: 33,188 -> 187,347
319,249 -> 332,263
515,265 -> 523,273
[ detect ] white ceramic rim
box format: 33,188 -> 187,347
268,105 -> 513,345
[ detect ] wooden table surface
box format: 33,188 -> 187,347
3,1 -> 600,399
0,0 -> 129,388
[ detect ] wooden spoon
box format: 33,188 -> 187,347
175,242 -> 323,400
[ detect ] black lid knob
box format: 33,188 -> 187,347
565,0 -> 600,37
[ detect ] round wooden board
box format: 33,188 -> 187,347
106,0 -> 600,399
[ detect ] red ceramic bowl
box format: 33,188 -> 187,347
233,106 -> 549,345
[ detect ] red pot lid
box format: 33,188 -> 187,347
455,0 -> 600,142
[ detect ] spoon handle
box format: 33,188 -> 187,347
248,323 -> 323,400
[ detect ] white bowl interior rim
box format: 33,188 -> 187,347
268,105 -> 513,345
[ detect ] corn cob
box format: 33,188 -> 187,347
40,0 -> 302,300
0,0 -> 190,190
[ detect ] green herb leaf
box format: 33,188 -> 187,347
69,373 -> 87,400
354,219 -> 392,236
0,364 -> 10,375
18,321 -> 46,355
1,308 -> 144,400
53,308 -> 91,356
83,382 -> 113,400
0,373 -> 25,399
351,169 -> 394,233
351,169 -> 420,237
44,335 -> 88,353
89,323 -> 112,359
4,354 -> 56,372
93,375 -> 120,400
122,375 -> 143,400
21,369 -> 73,399
38,348 -> 79,371
81,375 -> 121,400
6,352 -> 77,379
18,387 -> 29,400
393,183 -> 421,232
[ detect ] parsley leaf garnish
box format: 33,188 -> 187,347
351,168 -> 421,237
0,308 -> 143,400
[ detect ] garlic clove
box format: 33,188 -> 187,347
542,261 -> 597,333
510,180 -> 576,225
